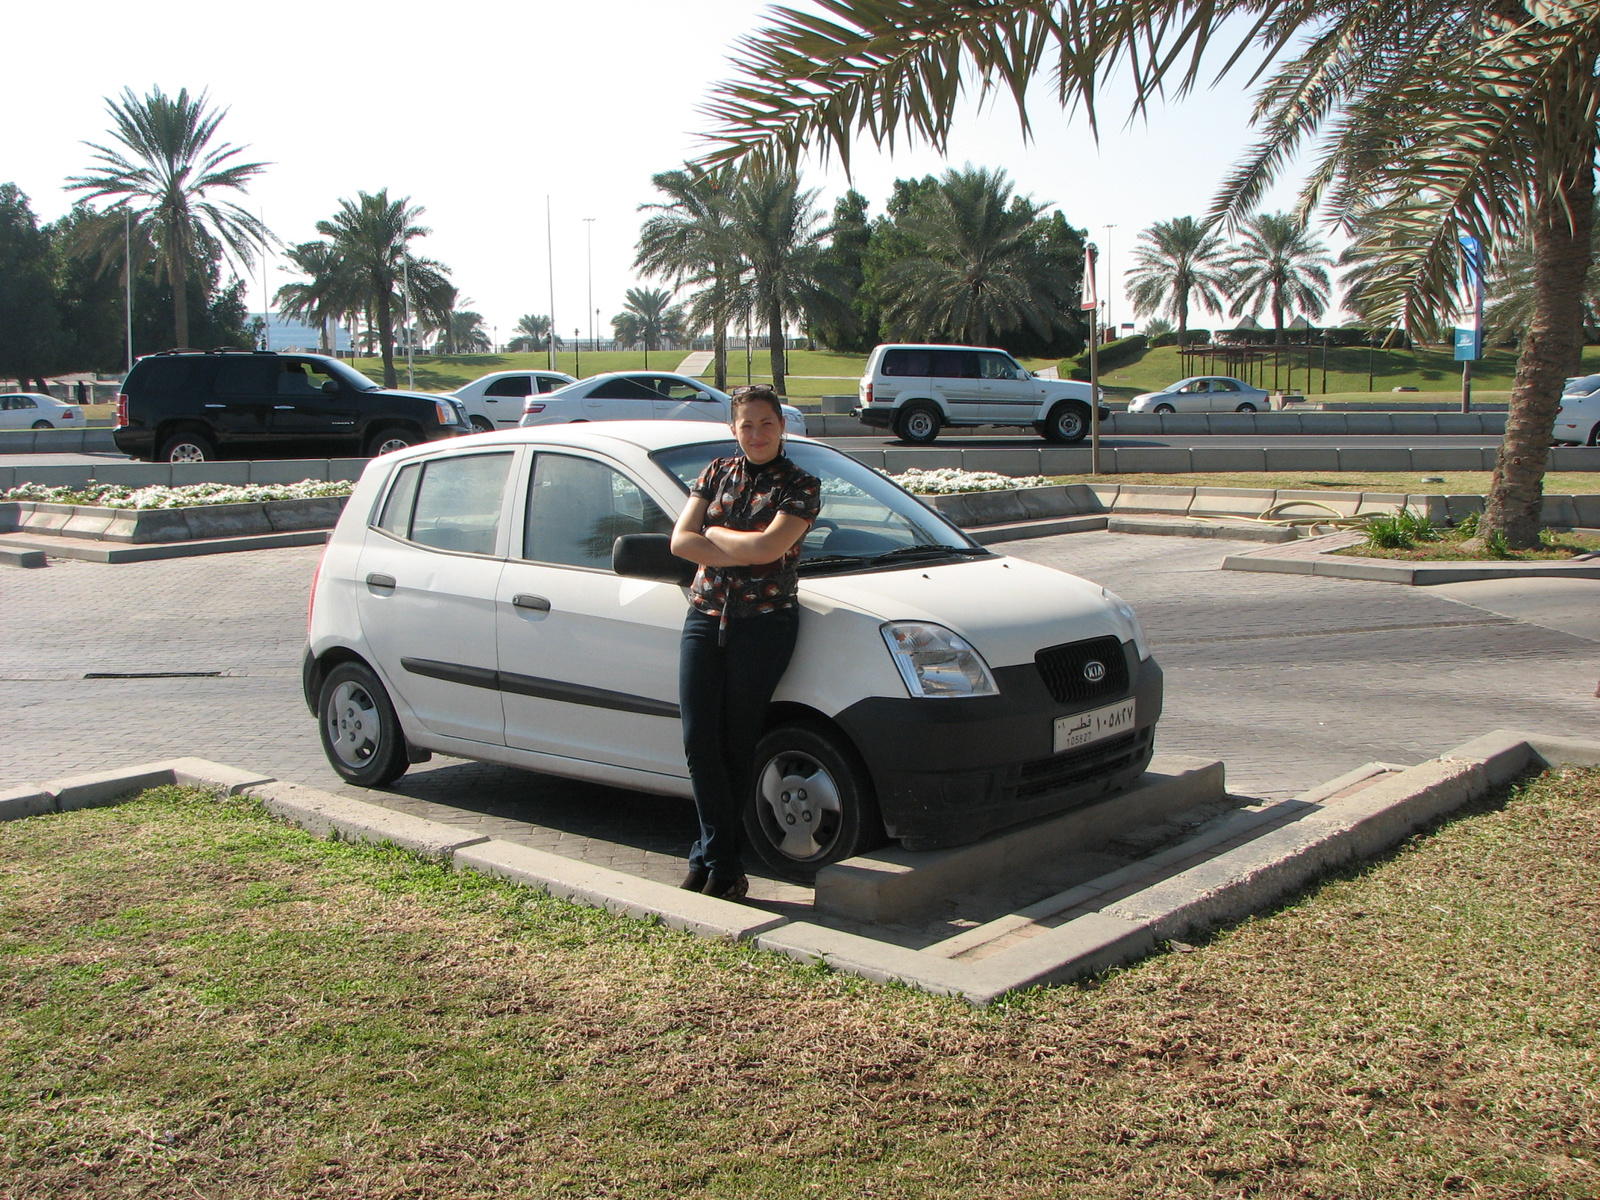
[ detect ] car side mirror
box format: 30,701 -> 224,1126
696,392 -> 712,401
612,533 -> 695,586
321,379 -> 339,395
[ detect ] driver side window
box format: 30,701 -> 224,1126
523,454 -> 673,569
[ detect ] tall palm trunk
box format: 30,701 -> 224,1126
375,283 -> 398,389
767,297 -> 787,396
1487,163 -> 1597,548
713,321 -> 728,391
1176,291 -> 1189,347
171,250 -> 190,347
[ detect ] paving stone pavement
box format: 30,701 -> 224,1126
3,535 -> 1596,899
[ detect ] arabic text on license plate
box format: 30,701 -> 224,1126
1053,699 -> 1137,753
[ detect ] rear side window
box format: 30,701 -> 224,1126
589,378 -> 661,399
929,350 -> 979,379
214,359 -> 278,396
536,376 -> 567,393
129,358 -> 202,396
380,453 -> 513,556
484,376 -> 533,398
523,454 -> 673,569
880,349 -> 931,377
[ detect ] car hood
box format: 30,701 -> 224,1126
800,552 -> 1130,669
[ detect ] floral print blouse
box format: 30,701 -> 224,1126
688,453 -> 822,618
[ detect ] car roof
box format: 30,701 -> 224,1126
425,419 -> 791,456
875,343 -> 1006,354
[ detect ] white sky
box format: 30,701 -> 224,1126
6,0 -> 1330,347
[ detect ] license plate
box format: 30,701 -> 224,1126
1054,699 -> 1137,753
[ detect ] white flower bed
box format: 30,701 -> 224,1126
888,467 -> 1050,495
2,479 -> 354,510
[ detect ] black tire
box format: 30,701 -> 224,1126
31,420 -> 52,430
158,430 -> 216,463
744,722 -> 884,883
1589,422 -> 1600,447
1041,400 -> 1090,444
318,660 -> 409,788
1153,403 -> 1176,415
892,403 -> 941,445
469,415 -> 494,433
365,427 -> 417,457
1236,403 -> 1259,413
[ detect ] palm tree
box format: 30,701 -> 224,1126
730,169 -> 838,396
704,1 -> 1600,546
274,240 -> 360,353
313,190 -> 450,388
509,313 -> 559,353
1126,217 -> 1230,347
611,287 -> 686,351
637,165 -> 745,390
877,166 -> 1072,348
1222,214 -> 1333,345
66,86 -> 270,348
434,308 -> 491,354
1483,205 -> 1600,347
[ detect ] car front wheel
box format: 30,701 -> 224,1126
1589,422 -> 1600,447
1041,401 -> 1089,444
318,661 -> 410,788
1153,403 -> 1176,415
744,722 -> 883,882
366,428 -> 417,456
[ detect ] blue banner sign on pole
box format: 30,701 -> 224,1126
1455,234 -> 1485,361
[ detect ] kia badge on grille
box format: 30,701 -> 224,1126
1083,660 -> 1106,683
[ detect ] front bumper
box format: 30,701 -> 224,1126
832,650 -> 1163,850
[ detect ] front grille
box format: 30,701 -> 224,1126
1035,635 -> 1128,704
1014,730 -> 1143,801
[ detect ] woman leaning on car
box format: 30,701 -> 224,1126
669,385 -> 821,900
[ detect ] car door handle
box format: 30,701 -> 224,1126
274,405 -> 295,410
512,593 -> 551,612
203,403 -> 225,408
366,572 -> 396,590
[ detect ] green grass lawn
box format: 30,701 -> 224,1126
3,776 -> 1599,1197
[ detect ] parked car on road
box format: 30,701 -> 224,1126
853,343 -> 1110,445
1554,374 -> 1600,446
518,372 -> 807,437
450,369 -> 576,432
1127,376 -> 1273,414
113,350 -> 472,462
0,393 -> 82,430
304,422 -> 1162,880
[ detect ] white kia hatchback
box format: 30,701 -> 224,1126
303,423 -> 1162,879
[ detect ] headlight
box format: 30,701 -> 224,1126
1101,587 -> 1150,661
435,401 -> 458,426
880,621 -> 998,698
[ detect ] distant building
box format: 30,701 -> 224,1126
264,313 -> 351,354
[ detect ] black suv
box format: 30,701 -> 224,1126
113,350 -> 472,462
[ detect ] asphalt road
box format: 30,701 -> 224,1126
4,533 -> 1595,894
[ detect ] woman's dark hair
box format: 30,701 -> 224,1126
728,384 -> 784,423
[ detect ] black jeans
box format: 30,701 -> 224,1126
679,605 -> 800,878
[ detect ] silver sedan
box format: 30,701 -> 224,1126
0,392 -> 84,430
519,371 -> 808,436
1126,376 -> 1273,414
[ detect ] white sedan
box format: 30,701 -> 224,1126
1553,374 -> 1600,446
519,371 -> 808,437
0,392 -> 83,430
449,369 -> 576,433
1127,376 -> 1273,414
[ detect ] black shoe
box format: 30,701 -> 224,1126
679,866 -> 710,891
702,874 -> 749,902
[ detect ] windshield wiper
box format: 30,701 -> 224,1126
865,545 -> 988,564
797,554 -> 870,574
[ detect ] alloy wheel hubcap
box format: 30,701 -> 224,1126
170,444 -> 205,462
376,438 -> 409,455
757,752 -> 843,861
328,681 -> 380,766
906,413 -> 933,437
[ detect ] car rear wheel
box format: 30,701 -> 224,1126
1042,401 -> 1089,444
159,431 -> 216,462
893,403 -> 941,445
744,722 -> 884,883
469,416 -> 494,433
318,661 -> 409,788
1153,403 -> 1176,415
31,420 -> 52,430
366,428 -> 417,456
1236,403 -> 1260,413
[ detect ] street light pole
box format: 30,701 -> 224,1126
123,209 -> 133,373
546,196 -> 557,372
583,217 -> 595,369
402,255 -> 414,390
1103,223 -> 1117,341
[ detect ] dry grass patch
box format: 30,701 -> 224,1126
2,776 -> 1599,1198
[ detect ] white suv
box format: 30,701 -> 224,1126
1554,374 -> 1600,446
303,422 -> 1162,880
854,343 -> 1108,445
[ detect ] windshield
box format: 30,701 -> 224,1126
651,439 -> 984,572
311,356 -> 381,392
1563,374 -> 1600,397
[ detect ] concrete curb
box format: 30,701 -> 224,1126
0,495 -> 347,543
1106,515 -> 1301,543
0,529 -> 329,564
804,411 -> 1512,439
1222,534 -> 1600,585
8,732 -> 1598,1005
